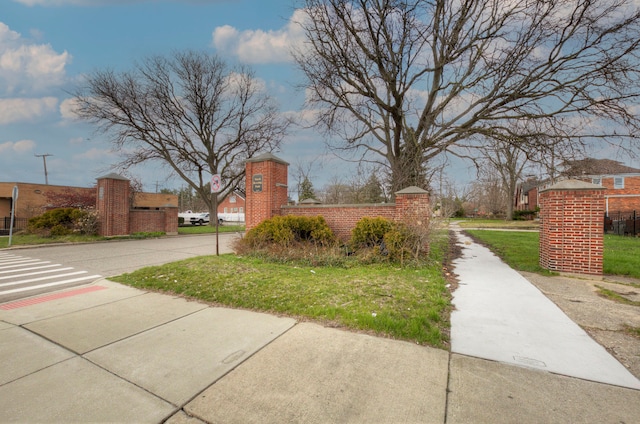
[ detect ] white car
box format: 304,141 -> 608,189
189,213 -> 223,225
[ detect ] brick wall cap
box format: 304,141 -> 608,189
540,179 -> 605,192
96,173 -> 129,181
395,186 -> 429,195
244,153 -> 289,165
283,203 -> 394,209
299,198 -> 322,204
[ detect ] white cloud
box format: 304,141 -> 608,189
0,97 -> 58,124
59,97 -> 81,121
73,147 -> 114,161
0,139 -> 36,154
212,9 -> 307,64
0,22 -> 71,95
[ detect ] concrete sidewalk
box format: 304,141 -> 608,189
1,236 -> 639,422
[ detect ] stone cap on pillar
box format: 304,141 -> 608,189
395,186 -> 429,195
539,179 -> 605,192
96,173 -> 130,181
245,153 -> 289,165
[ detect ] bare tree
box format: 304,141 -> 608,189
73,51 -> 290,222
293,0 -> 640,195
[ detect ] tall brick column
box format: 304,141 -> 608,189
394,186 -> 430,224
539,179 -> 605,276
96,173 -> 130,236
245,153 -> 289,230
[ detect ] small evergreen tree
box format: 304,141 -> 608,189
299,177 -> 316,201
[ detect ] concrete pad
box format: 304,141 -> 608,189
0,320 -> 12,330
85,307 -> 296,406
0,280 -> 145,325
447,354 -> 640,424
165,410 -> 208,424
451,230 -> 640,389
0,326 -> 74,385
0,356 -> 175,423
185,322 -> 449,424
24,292 -> 208,354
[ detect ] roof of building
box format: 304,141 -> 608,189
561,158 -> 640,176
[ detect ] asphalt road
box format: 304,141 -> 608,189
0,233 -> 241,304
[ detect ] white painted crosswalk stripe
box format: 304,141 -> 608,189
0,264 -> 61,274
0,276 -> 103,296
0,267 -> 74,280
0,253 -> 102,302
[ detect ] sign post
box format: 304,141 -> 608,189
8,186 -> 18,247
211,174 -> 222,256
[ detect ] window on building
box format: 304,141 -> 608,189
233,207 -> 238,213
224,207 -> 228,213
614,177 -> 624,189
239,207 -> 243,213
592,178 -> 601,186
230,195 -> 236,203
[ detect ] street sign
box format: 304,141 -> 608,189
211,174 -> 221,193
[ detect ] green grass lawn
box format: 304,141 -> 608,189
456,218 -> 539,230
178,224 -> 244,234
110,233 -> 453,349
466,230 -> 640,279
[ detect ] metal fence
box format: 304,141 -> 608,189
604,211 -> 639,237
0,217 -> 28,235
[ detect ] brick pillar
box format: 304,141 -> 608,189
162,205 -> 178,235
394,186 -> 431,251
394,186 -> 430,224
539,179 -> 605,276
245,153 -> 289,230
96,173 -> 130,236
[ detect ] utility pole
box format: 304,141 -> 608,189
35,153 -> 53,185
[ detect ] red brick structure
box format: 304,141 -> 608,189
539,180 -> 605,276
245,153 -> 289,231
246,154 -> 430,241
96,174 -> 178,237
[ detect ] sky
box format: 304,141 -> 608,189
1,0 -> 394,193
1,0 -> 637,196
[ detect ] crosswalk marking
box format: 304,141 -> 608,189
0,276 -> 103,296
0,253 -> 102,301
0,267 -> 74,280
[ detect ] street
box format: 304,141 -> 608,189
0,233 -> 241,304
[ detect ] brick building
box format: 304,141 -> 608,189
1,177 -> 178,236
515,159 -> 640,214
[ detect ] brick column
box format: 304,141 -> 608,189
245,153 -> 289,230
394,186 -> 430,224
96,173 -> 130,236
539,179 -> 605,276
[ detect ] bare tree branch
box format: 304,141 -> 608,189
72,51 -> 290,219
293,0 -> 640,193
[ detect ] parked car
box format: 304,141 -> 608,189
189,213 -> 223,225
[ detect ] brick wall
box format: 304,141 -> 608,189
245,154 -> 430,242
539,180 -> 605,276
129,208 -> 178,235
97,174 -> 178,236
282,204 -> 396,240
0,182 -> 95,219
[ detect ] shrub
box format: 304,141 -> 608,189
350,217 -> 394,248
243,215 -> 337,248
28,208 -> 99,237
